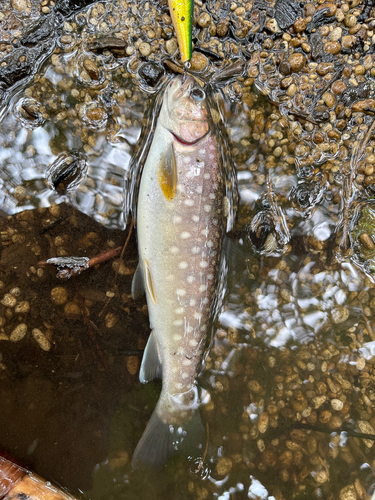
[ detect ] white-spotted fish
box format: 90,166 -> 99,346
131,75 -> 224,469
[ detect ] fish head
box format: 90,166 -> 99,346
163,75 -> 210,145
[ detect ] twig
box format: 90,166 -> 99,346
340,118 -> 375,253
38,246 -> 123,278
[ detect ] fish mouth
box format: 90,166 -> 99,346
171,131 -> 209,146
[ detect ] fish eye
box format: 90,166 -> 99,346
191,88 -> 205,101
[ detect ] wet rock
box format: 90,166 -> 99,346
312,106 -> 330,122
138,62 -> 164,87
190,51 -> 208,72
88,37 -> 127,57
306,6 -> 336,32
275,0 -> 302,29
217,18 -> 230,37
288,53 -> 306,72
198,12 -> 211,28
83,59 -> 100,80
331,306 -> 349,324
46,151 -> 88,195
247,211 -> 274,252
352,99 -> 375,113
11,0 -> 27,12
21,14 -> 63,47
139,42 -> 152,57
50,287 -> 68,305
165,38 -> 178,56
32,328 -> 51,351
10,323 -> 27,342
56,0 -> 97,17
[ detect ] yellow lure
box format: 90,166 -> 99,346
168,0 -> 193,63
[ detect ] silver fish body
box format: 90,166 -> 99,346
131,76 -> 223,469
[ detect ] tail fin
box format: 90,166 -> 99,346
131,407 -> 205,470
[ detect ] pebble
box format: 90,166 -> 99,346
288,53 -> 306,72
32,328 -> 51,351
331,27 -> 342,41
139,42 -> 152,57
86,107 -> 107,122
341,35 -> 356,49
198,12 -> 211,28
216,457 -> 232,476
14,186 -> 26,201
165,38 -> 178,56
14,301 -> 30,313
64,302 -> 82,319
11,0 -> 26,11
359,233 -> 374,250
126,356 -> 139,375
331,80 -> 347,95
51,287 -> 68,305
258,412 -> 269,433
331,306 -> 349,324
325,41 -> 341,55
352,99 -> 375,112
331,399 -> 344,411
216,18 -> 229,37
83,60 -> 100,80
1,294 -> 17,308
10,323 -> 27,342
190,51 -> 208,72
105,312 -> 119,328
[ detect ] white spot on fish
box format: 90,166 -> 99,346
204,205 -> 211,212
173,334 -> 182,341
166,274 -> 174,281
182,373 -> 189,379
192,215 -> 199,222
184,199 -> 194,206
173,319 -> 183,326
204,173 -> 210,179
201,229 -> 209,237
209,193 -> 215,200
200,261 -> 208,268
207,240 -> 213,248
189,339 -> 198,346
187,276 -> 194,284
175,307 -> 184,314
207,274 -> 213,280
170,246 -> 179,254
179,261 -> 188,269
203,297 -> 209,304
194,312 -> 202,320
177,289 -> 186,296
186,325 -> 193,333
190,299 -> 196,306
181,232 -> 191,239
199,284 -> 207,292
173,215 -> 182,223
186,172 -> 194,179
196,186 -> 203,194
175,382 -> 184,389
192,246 -> 200,254
200,325 -> 207,332
209,154 -> 215,160
177,184 -> 184,192
172,366 -> 178,373
183,359 -> 192,366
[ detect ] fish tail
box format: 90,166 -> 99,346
131,401 -> 205,470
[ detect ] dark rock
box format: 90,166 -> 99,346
46,151 -> 88,195
138,62 -> 164,87
274,0 -> 302,30
56,0 -> 96,16
290,183 -> 314,210
340,82 -> 371,107
306,7 -> 335,33
310,32 -> 325,61
246,211 -> 274,251
21,13 -> 64,47
312,105 -> 330,123
87,37 -> 127,57
0,42 -> 52,88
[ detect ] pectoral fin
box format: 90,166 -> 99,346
140,331 -> 162,383
131,263 -> 145,300
158,144 -> 177,201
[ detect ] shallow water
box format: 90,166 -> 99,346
0,24 -> 375,500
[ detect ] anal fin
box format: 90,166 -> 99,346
140,331 -> 162,383
131,262 -> 145,300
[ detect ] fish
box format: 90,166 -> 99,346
131,75 -> 224,469
168,0 -> 193,63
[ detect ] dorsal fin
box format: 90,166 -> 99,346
157,144 -> 177,201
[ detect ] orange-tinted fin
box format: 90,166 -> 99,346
158,145 -> 177,201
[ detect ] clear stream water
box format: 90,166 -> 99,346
0,36 -> 375,500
